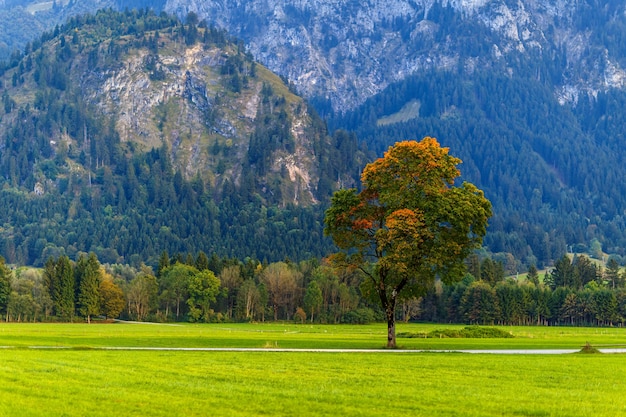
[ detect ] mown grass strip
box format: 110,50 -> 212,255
1,322 -> 626,350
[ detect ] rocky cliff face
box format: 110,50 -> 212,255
5,1 -> 624,112
88,41 -> 329,205
163,0 -> 626,112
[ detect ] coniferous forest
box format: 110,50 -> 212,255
330,70 -> 626,270
0,9 -> 367,267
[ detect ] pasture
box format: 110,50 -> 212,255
0,322 -> 625,416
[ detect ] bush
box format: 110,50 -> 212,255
398,326 -> 514,339
293,307 -> 306,324
578,342 -> 601,354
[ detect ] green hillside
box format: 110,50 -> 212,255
330,70 -> 626,269
0,9 -> 368,266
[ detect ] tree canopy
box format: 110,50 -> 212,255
324,138 -> 492,347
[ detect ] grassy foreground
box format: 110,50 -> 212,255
0,323 -> 624,416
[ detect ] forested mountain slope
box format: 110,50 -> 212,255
3,1 -> 626,268
330,71 -> 626,268
0,0 -> 114,60
160,0 -> 626,267
0,9 -> 367,266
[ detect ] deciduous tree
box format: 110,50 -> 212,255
303,280 -> 322,323
219,265 -> 243,319
236,279 -> 262,321
159,263 -> 194,320
324,138 -> 491,348
260,262 -> 301,321
99,270 -> 125,320
187,270 -> 220,322
127,268 -> 158,321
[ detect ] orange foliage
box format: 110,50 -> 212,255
361,138 -> 461,192
353,218 -> 373,230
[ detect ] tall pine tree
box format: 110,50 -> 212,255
56,256 -> 75,321
77,253 -> 102,323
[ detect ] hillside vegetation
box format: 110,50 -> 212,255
331,69 -> 626,269
0,9 -> 367,266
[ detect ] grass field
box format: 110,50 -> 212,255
0,322 -> 625,416
1,322 -> 624,350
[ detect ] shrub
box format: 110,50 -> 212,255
398,326 -> 514,339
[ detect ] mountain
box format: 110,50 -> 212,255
162,0 -> 626,113
12,1 -> 626,113
3,1 -> 626,269
0,9 -> 367,266
0,0 -> 112,60
159,0 -> 626,268
330,70 -> 626,268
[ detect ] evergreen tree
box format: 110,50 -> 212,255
195,251 -> 209,271
547,255 -> 574,289
605,258 -> 620,289
467,253 -> 481,280
42,257 -> 57,314
573,255 -> 598,289
0,257 -> 11,318
592,289 -> 618,326
76,253 -> 102,323
527,264 -> 540,287
55,256 -> 75,321
157,250 -> 170,277
460,281 -> 499,325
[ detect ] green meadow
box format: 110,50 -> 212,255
0,322 -> 624,350
0,323 -> 625,416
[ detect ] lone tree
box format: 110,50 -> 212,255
324,138 -> 491,348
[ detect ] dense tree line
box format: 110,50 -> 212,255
0,252 -> 379,324
4,250 -> 626,328
417,254 -> 626,327
0,253 -> 125,322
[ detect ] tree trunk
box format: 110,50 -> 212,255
386,301 -> 397,349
